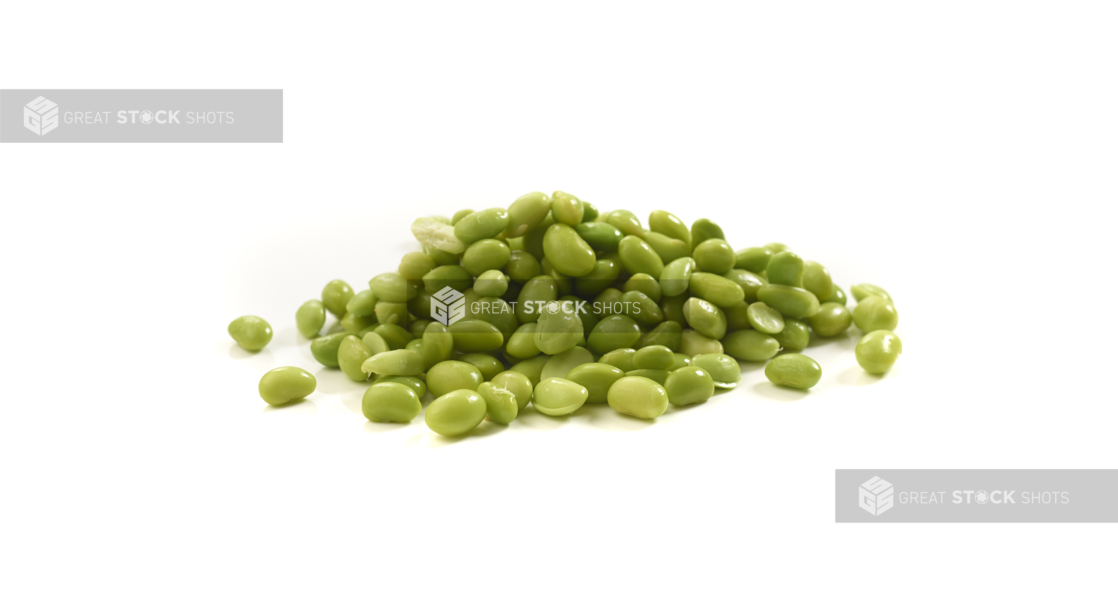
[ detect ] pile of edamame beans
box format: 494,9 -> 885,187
230,191 -> 902,435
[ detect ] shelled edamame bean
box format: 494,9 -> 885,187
233,190 -> 905,434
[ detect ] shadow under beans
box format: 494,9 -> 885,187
226,343 -> 274,365
340,389 -> 367,416
261,399 -> 318,413
514,406 -> 569,430
363,420 -> 410,433
750,380 -> 810,402
584,403 -> 656,431
419,419 -> 507,448
838,365 -> 886,386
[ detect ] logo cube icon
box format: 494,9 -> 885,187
858,476 -> 894,516
430,286 -> 465,326
24,96 -> 59,136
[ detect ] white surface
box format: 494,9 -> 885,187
2,2 -> 1117,610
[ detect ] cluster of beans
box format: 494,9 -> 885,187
231,191 -> 902,436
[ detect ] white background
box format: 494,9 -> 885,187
2,1 -> 1116,609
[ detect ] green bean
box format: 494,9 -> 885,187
690,219 -> 725,250
618,235 -> 664,277
723,330 -> 780,362
683,298 -> 727,339
452,209 -> 474,224
509,354 -> 549,387
771,319 -> 810,351
454,208 -> 511,244
587,315 -> 641,354
722,269 -> 766,303
573,255 -> 621,298
505,192 -> 552,238
633,345 -> 674,370
370,272 -> 417,303
542,224 -> 596,277
490,371 -> 534,410
764,242 -> 789,253
412,218 -> 467,254
516,276 -> 559,324
371,324 -> 413,350
824,285 -> 848,306
851,283 -> 891,302
679,329 -> 724,357
459,354 -> 504,381
471,270 -> 507,298
607,377 -> 668,419
599,348 -> 637,372
581,201 -> 599,221
322,280 -> 355,318
477,382 -> 519,424
623,273 -> 662,302
532,378 -> 589,416
346,290 -> 378,317
622,290 -> 664,327
551,191 -> 584,225
644,232 -> 691,263
765,251 -> 804,287
852,296 -> 898,333
361,349 -> 425,376
808,303 -> 853,337
734,247 -> 772,274
757,284 -> 821,318
534,300 -> 585,355
228,315 -> 272,351
855,330 -> 903,374
664,366 -> 715,406
363,382 -> 422,423
649,210 -> 692,247
259,367 -> 316,406
634,321 -> 682,353
338,336 -> 373,381
372,302 -> 406,327
539,258 -> 573,296
688,272 -> 745,309
746,302 -> 784,334
660,257 -> 696,298
565,363 -> 626,403
507,323 -> 542,359
604,210 -> 644,237
423,265 -> 471,293
690,353 -> 741,389
447,319 -> 504,352
669,353 -> 692,371
361,330 -> 390,354
462,239 -> 512,277
765,354 -> 822,389
311,332 -> 356,367
424,245 -> 461,265
693,239 -> 735,274
540,346 -> 595,381
505,250 -> 542,283
522,213 -> 553,260
399,251 -> 437,282
373,375 -> 427,398
426,360 -> 484,397
802,262 -> 833,302
425,389 -> 487,436
296,300 -> 327,338
575,223 -> 624,255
